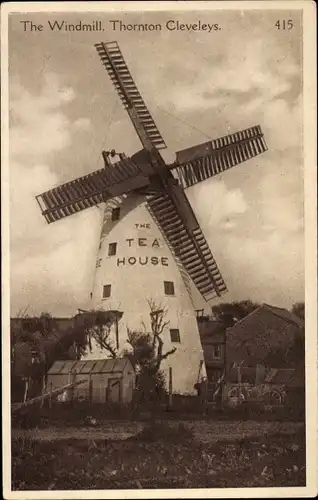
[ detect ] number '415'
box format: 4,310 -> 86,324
275,20 -> 293,30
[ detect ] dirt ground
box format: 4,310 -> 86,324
11,419 -> 306,490
12,419 -> 304,444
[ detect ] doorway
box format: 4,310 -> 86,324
107,378 -> 121,403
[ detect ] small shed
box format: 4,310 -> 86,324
46,358 -> 135,404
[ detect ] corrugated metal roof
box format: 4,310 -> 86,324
47,357 -> 130,375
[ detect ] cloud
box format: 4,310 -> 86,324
190,179 -> 248,228
261,96 -> 302,152
160,36 -> 299,114
74,117 -> 92,130
220,226 -> 304,307
257,162 -> 304,236
9,21 -> 304,316
151,33 -> 303,309
154,35 -> 301,162
10,73 -> 100,316
185,157 -> 304,309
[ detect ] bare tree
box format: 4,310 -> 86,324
87,325 -> 117,358
82,310 -> 123,359
148,299 -> 176,371
126,300 -> 176,400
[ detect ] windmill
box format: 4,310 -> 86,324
35,41 -> 267,394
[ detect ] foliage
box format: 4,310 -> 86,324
11,310 -> 119,402
73,309 -> 123,359
291,302 -> 305,320
12,342 -> 34,378
212,300 -> 260,328
12,314 -> 76,377
11,309 -> 123,378
11,312 -> 62,401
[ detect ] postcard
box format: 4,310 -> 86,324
1,1 -> 317,498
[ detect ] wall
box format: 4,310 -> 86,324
46,373 -> 70,393
226,307 -> 301,368
202,343 -> 225,367
85,193 -> 207,395
197,319 -> 225,381
47,366 -> 136,404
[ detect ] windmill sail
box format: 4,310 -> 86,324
172,125 -> 267,189
95,41 -> 166,151
36,156 -> 153,223
35,40 -> 268,307
147,192 -> 227,300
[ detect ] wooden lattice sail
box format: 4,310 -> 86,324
36,41 -> 267,302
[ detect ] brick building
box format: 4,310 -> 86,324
225,304 -> 304,371
197,304 -> 304,392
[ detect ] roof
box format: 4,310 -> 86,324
227,303 -> 304,330
262,304 -> 304,328
47,358 -> 132,375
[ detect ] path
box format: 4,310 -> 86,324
12,420 -> 304,444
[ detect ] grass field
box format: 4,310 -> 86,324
12,419 -> 305,490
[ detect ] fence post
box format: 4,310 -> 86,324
223,331 -> 227,403
168,367 -> 173,407
89,374 -> 92,403
40,375 -> 45,408
49,382 -> 52,409
237,363 -> 243,403
201,378 -> 208,416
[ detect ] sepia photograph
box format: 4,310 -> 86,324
2,1 -> 317,498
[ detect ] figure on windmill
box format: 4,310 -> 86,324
35,41 -> 267,395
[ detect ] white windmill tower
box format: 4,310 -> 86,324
36,41 -> 267,394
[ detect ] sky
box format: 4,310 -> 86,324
8,8 -> 304,317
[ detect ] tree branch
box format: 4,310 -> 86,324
161,347 -> 177,361
99,339 -> 117,358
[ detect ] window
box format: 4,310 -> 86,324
108,242 -> 117,256
103,284 -> 111,298
111,207 -> 120,221
170,328 -> 180,343
164,281 -> 175,295
212,345 -> 221,359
